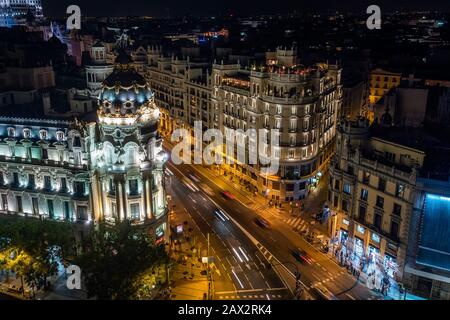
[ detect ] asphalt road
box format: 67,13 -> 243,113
163,141 -> 380,300
167,163 -> 292,300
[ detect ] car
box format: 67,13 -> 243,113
290,248 -> 313,265
221,191 -> 235,200
188,173 -> 201,183
254,216 -> 271,229
182,177 -> 199,192
199,183 -> 214,196
312,283 -> 338,300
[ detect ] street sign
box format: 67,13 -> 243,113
176,224 -> 183,233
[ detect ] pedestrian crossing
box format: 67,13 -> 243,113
217,293 -> 284,300
283,217 -> 310,232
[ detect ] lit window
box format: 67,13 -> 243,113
343,183 -> 351,194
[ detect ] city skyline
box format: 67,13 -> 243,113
41,0 -> 450,17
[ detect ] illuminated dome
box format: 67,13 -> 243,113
97,50 -> 159,125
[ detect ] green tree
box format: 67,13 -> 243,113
76,220 -> 168,300
0,215 -> 77,295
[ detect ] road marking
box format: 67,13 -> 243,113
215,287 -> 286,294
232,269 -> 245,289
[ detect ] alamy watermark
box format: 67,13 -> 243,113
171,121 -> 280,176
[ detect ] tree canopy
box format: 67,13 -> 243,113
76,220 -> 168,300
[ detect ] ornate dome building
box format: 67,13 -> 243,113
91,51 -> 168,237
0,51 -> 168,243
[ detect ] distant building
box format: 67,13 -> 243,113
0,0 -> 44,27
369,68 -> 401,122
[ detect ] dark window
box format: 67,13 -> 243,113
334,195 -> 338,208
359,206 -> 366,222
28,174 -> 35,188
391,221 -> 399,240
360,188 -> 368,201
342,199 -> 348,212
47,199 -> 54,219
42,148 -> 48,160
13,172 -> 19,187
347,166 -> 354,175
1,194 -> 8,211
334,179 -> 340,190
74,181 -> 84,196
272,182 -> 280,191
129,179 -> 139,196
376,196 -> 384,209
374,213 -> 382,230
16,196 -> 23,212
61,177 -> 67,192
109,178 -> 116,195
32,197 -> 39,215
44,176 -> 51,190
73,136 -> 81,148
393,203 -> 402,216
378,178 -> 386,192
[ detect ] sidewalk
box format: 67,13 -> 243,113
166,180 -> 210,300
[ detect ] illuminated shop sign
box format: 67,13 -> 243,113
371,233 -> 380,243
356,225 -> 365,234
342,219 -> 349,226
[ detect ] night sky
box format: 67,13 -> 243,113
42,0 -> 450,17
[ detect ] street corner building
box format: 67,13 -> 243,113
328,115 -> 450,299
0,51 -> 169,242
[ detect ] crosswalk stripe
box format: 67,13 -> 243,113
292,219 -> 301,228
286,218 -> 293,224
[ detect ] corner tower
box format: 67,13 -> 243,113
92,50 -> 168,240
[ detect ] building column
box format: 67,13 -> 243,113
115,180 -> 121,221
122,180 -> 128,220
143,177 -> 148,219
148,176 -> 154,219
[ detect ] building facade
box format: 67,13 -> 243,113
212,47 -> 342,201
0,53 -> 168,241
0,0 -> 43,27
328,116 -> 450,299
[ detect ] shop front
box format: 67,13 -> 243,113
384,254 -> 398,279
354,237 -> 365,258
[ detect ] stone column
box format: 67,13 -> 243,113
122,180 -> 128,220
115,179 -> 121,221
142,177 -> 148,219
148,176 -> 154,219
